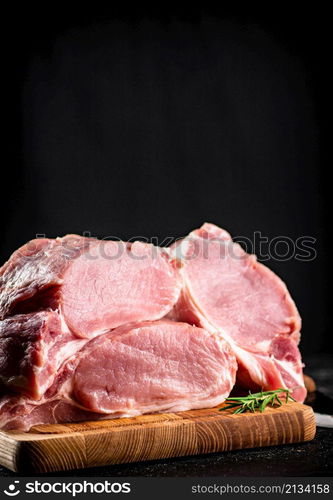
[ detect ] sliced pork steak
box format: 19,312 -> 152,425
170,223 -> 306,402
0,311 -> 86,400
0,236 -> 181,338
0,320 -> 237,430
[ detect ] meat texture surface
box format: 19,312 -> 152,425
0,320 -> 237,430
170,223 -> 306,402
0,311 -> 86,400
0,236 -> 181,338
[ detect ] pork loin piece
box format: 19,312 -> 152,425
0,320 -> 237,430
0,236 -> 181,338
170,223 -> 306,402
0,311 -> 86,400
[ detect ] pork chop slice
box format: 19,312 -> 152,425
0,320 -> 237,430
0,236 -> 181,338
169,223 -> 306,402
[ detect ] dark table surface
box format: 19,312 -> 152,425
1,355 -> 332,478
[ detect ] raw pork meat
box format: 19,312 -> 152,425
170,223 -> 306,402
0,320 -> 237,430
0,311 -> 86,400
0,236 -> 181,338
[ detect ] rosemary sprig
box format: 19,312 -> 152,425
219,388 -> 297,414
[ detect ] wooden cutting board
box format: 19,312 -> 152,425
0,402 -> 315,473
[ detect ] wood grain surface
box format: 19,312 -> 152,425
0,402 -> 316,473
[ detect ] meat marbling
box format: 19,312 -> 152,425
170,223 -> 306,402
0,320 -> 237,431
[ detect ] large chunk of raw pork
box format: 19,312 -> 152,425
0,320 -> 237,431
170,223 -> 306,402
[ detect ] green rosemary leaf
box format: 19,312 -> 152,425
259,394 -> 273,412
275,395 -> 283,406
219,388 -> 297,414
234,407 -> 245,414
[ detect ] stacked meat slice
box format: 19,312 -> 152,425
0,225 -> 306,430
169,223 -> 306,402
0,235 -> 182,335
0,235 -> 236,430
0,320 -> 236,431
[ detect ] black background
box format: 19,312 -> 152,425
2,7 -> 330,355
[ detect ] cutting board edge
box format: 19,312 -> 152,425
0,403 -> 316,474
0,431 -> 22,473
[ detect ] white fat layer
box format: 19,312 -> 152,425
273,358 -> 304,386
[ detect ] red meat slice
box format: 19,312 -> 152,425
0,236 -> 181,338
0,311 -> 86,400
169,223 -> 306,402
0,320 -> 237,430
